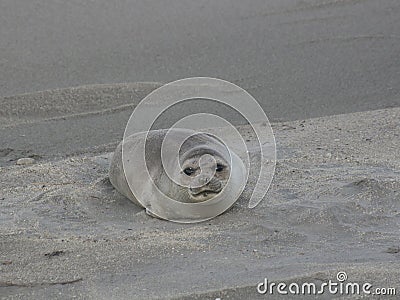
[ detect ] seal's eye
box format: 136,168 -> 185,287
183,167 -> 196,176
216,163 -> 224,172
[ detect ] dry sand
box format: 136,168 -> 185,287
0,85 -> 399,299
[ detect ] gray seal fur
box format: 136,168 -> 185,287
109,128 -> 247,222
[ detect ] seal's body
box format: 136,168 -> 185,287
109,128 -> 246,222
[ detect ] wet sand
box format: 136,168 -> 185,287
0,85 -> 399,299
1,0 -> 400,121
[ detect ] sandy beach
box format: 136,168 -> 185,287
0,84 -> 399,299
1,0 -> 400,298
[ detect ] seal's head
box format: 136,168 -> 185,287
178,146 -> 230,202
160,132 -> 231,203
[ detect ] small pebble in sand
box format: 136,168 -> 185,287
16,158 -> 36,165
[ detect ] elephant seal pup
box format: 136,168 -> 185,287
109,128 -> 247,222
